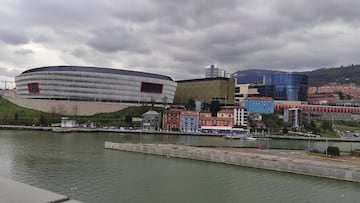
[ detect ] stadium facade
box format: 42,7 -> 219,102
15,66 -> 177,104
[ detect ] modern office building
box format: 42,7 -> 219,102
15,66 -> 177,104
174,77 -> 235,105
263,73 -> 308,101
234,84 -> 260,103
205,64 -> 229,78
234,107 -> 248,128
242,97 -> 274,114
284,108 -> 302,130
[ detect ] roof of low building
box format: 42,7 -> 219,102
180,111 -> 199,116
218,109 -> 234,113
143,110 -> 160,115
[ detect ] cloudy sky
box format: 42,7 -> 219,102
1,0 -> 360,88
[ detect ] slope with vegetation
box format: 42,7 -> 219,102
0,97 -> 161,127
307,64 -> 360,86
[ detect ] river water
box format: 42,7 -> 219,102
0,130 -> 360,203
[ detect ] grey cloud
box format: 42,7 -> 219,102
1,0 -> 360,79
87,26 -> 151,54
14,48 -> 34,55
0,66 -> 21,77
0,29 -> 29,45
71,48 -> 90,58
274,0 -> 360,24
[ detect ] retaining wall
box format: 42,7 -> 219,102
5,97 -> 138,115
105,142 -> 360,183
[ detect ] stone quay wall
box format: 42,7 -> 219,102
105,142 -> 360,183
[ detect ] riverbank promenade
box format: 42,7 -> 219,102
1,125 -> 360,142
0,176 -> 81,203
105,142 -> 360,183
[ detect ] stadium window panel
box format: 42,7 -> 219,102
27,83 -> 40,94
140,82 -> 163,93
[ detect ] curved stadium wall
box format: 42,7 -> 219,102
15,66 -> 177,104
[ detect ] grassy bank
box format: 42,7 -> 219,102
334,124 -> 360,132
0,97 -> 161,127
0,97 -> 61,125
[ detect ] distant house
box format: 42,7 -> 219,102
61,117 -> 76,128
199,112 -> 212,118
217,109 -> 234,118
215,107 -> 248,128
180,111 -> 199,132
142,110 -> 161,131
199,116 -> 234,128
163,108 -> 183,131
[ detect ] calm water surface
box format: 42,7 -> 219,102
0,130 -> 360,203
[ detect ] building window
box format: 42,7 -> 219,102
27,83 -> 40,94
140,82 -> 163,93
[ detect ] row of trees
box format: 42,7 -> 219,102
0,113 -> 49,126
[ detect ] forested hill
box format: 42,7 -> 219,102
232,65 -> 360,86
306,65 -> 360,86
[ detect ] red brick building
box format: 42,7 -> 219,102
199,116 -> 234,128
307,94 -> 339,105
308,83 -> 360,99
163,109 -> 183,131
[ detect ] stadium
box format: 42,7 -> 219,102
15,66 -> 177,104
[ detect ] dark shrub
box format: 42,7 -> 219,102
327,146 -> 340,156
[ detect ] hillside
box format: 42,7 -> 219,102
233,65 -> 360,86
306,65 -> 360,86
0,97 -> 160,127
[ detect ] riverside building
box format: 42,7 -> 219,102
174,77 -> 235,105
15,66 -> 177,104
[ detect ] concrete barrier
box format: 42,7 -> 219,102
105,142 -> 360,183
0,176 -> 82,203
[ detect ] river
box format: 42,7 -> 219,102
0,130 -> 359,203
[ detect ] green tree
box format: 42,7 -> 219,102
327,146 -> 340,156
125,116 -> 132,124
210,101 -> 220,117
321,120 -> 332,130
201,102 -> 210,112
185,98 -> 196,110
283,127 -> 288,134
39,115 -> 46,126
14,112 -> 19,121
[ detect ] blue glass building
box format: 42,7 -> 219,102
242,98 -> 274,114
263,73 -> 308,101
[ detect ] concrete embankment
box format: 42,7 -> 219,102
2,125 -> 360,142
105,142 -> 360,183
0,176 -> 81,203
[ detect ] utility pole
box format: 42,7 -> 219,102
2,80 -> 13,89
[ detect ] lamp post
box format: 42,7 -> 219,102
325,134 -> 328,156
308,134 -> 311,153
